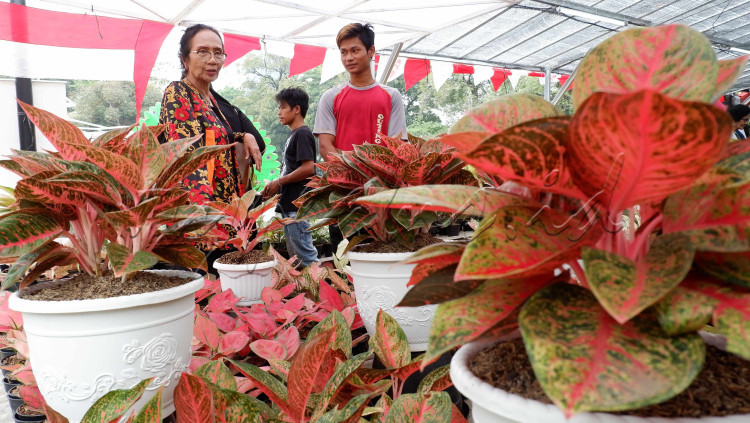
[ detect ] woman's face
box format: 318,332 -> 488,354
183,29 -> 224,86
735,113 -> 750,131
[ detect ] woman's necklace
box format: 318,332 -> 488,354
183,78 -> 212,104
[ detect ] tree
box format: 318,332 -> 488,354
68,80 -> 163,127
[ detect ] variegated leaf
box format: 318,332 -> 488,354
437,131 -> 489,152
572,24 -> 718,108
520,283 -> 704,414
287,329 -> 337,422
206,383 -> 269,423
80,378 -> 152,423
695,251 -> 750,287
3,241 -> 63,289
316,393 -> 373,423
325,160 -> 370,189
354,144 -> 402,186
425,274 -> 554,363
195,360 -> 237,391
312,352 -> 371,421
384,392 -> 452,423
356,185 -> 536,217
306,310 -> 352,357
714,56 -> 749,102
416,365 -> 452,394
569,90 -> 731,214
152,242 -> 206,271
654,272 -> 718,335
369,309 -> 411,369
153,144 -> 233,190
404,243 -> 465,265
449,93 -> 562,134
399,264 -> 482,306
229,360 -> 290,415
0,210 -> 61,258
583,233 -> 695,324
456,206 -> 602,280
461,117 -> 586,201
127,124 -> 167,188
106,242 -> 160,277
174,372 -> 215,423
132,386 -> 162,423
338,207 -> 376,237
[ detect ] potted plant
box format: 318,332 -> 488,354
0,102 -> 230,422
207,191 -> 287,305
357,24 -> 750,421
295,134 -> 477,351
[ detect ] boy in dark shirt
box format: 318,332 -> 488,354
261,87 -> 318,267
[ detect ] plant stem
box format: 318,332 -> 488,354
569,259 -> 588,288
627,214 -> 663,260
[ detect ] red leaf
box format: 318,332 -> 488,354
194,312 -> 222,352
174,373 -> 215,423
206,290 -> 240,313
319,280 -> 344,311
287,329 -> 336,421
19,385 -> 44,409
249,339 -> 287,362
275,326 -> 301,359
218,331 -> 250,356
569,90 -> 731,213
207,312 -> 236,333
450,93 -> 562,134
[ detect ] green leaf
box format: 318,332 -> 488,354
196,360 -> 237,391
132,386 -> 162,423
398,264 -> 482,307
654,272 -> 718,336
713,56 -> 750,102
81,378 -> 152,423
356,185 -> 535,217
384,392 -> 452,423
0,209 -> 61,258
106,242 -> 160,277
572,24 -> 718,108
425,274 -> 554,363
307,310 -> 352,357
206,383 -> 270,423
456,206 -> 601,280
316,393 -> 374,423
152,242 -> 206,271
312,351 -> 371,421
338,207 -> 377,237
3,241 -> 62,289
695,251 -> 750,287
416,365 -> 452,394
228,360 -> 289,412
583,233 -> 695,324
519,283 -> 704,414
369,309 -> 411,369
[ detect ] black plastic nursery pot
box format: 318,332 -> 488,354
3,375 -> 21,394
8,385 -> 23,415
14,404 -> 46,423
0,347 -> 16,360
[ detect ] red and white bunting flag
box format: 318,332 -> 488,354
404,58 -> 430,91
223,33 -> 261,67
453,64 -> 474,74
490,68 -> 509,91
320,48 -> 345,83
431,61 -> 454,91
289,44 -> 326,77
0,2 -> 172,119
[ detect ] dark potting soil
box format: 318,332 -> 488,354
216,250 -> 273,265
1,354 -> 24,367
15,403 -> 44,417
18,271 -> 194,301
354,233 -> 442,253
469,336 -> 750,418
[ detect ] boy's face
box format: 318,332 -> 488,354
278,101 -> 297,126
339,36 -> 374,77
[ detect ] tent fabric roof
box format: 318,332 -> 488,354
11,0 -> 750,90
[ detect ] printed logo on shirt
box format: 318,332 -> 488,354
375,113 -> 384,143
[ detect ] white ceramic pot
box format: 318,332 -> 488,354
9,270 -> 202,423
451,336 -> 750,423
214,260 -> 276,306
347,251 -> 436,352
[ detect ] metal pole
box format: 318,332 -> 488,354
378,42 -> 403,84
11,0 -> 36,152
552,67 -> 577,105
543,67 -> 551,101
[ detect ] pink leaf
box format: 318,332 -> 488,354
319,280 -> 344,311
261,287 -> 283,304
208,312 -> 236,333
219,331 -> 250,356
206,289 -> 240,313
250,339 -> 288,361
194,312 -> 222,352
275,326 -> 301,359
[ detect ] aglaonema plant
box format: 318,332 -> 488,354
0,102 -> 229,287
294,134 -> 477,248
356,23 -> 750,415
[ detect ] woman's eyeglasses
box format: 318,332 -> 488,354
190,50 -> 227,62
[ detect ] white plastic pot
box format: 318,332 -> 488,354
8,270 -> 202,423
214,260 -> 276,306
451,335 -> 750,423
347,251 -> 436,352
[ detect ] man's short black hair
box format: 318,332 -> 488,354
336,23 -> 375,50
275,87 -> 309,118
728,104 -> 750,122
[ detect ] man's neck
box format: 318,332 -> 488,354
349,72 -> 375,88
289,116 -> 306,131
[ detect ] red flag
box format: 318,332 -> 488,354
404,58 -> 430,91
490,68 -> 508,91
528,71 -> 545,77
558,74 -> 573,91
289,44 -> 326,77
223,33 -> 261,67
453,64 -> 474,74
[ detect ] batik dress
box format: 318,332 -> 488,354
159,80 -> 245,205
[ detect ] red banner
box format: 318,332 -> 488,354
289,44 -> 326,77
404,59 -> 431,91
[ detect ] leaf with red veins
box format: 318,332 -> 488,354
449,93 -> 562,134
520,283 -> 704,415
583,233 -> 695,324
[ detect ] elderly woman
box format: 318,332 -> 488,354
159,23 -> 263,205
728,104 -> 750,140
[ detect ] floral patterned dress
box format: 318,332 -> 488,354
159,80 -> 245,205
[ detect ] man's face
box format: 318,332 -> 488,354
339,37 -> 374,76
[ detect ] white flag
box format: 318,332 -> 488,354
431,61 -> 454,91
506,69 -> 527,90
320,48 -> 344,83
473,65 -> 494,84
